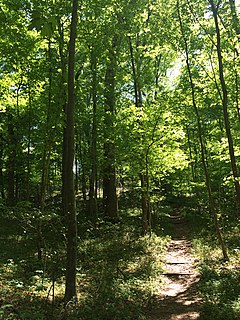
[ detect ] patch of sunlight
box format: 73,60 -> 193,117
237,0 -> 240,13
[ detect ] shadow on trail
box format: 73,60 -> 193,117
147,209 -> 201,320
148,279 -> 200,320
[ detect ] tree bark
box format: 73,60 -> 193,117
79,141 -> 87,201
7,112 -> 15,206
40,39 -> 53,212
26,80 -> 33,201
75,142 -> 79,192
0,133 -> 5,200
186,126 -> 195,181
88,52 -> 98,220
210,0 -> 240,217
63,0 -> 78,303
103,35 -> 118,221
178,0 -> 228,260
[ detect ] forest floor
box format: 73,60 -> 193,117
1,203 -> 239,320
147,210 -> 202,320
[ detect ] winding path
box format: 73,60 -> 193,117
147,212 -> 201,320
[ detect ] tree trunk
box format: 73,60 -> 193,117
0,133 -> 5,200
229,0 -> 240,36
233,51 -> 240,123
63,0 -> 78,303
178,0 -> 229,260
7,113 -> 15,206
75,143 -> 79,192
88,52 -> 98,220
58,17 -> 68,214
79,140 -> 87,201
128,36 -> 150,234
141,173 -> 151,235
26,81 -> 32,201
103,35 -> 118,221
210,0 -> 240,216
186,126 -> 195,181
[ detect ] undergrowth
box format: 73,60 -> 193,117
0,205 -> 169,320
191,214 -> 240,320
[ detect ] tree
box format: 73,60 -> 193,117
103,34 -> 119,221
63,0 -> 78,303
209,0 -> 240,217
177,0 -> 228,260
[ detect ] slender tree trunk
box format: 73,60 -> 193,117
37,41 -> 54,260
233,51 -> 240,123
14,84 -> 21,202
128,36 -> 150,234
7,112 -> 15,206
79,139 -> 87,201
75,143 -> 79,192
40,39 -> 54,212
0,133 -> 4,200
58,17 -> 68,214
89,53 -> 98,220
138,80 -> 151,234
103,35 -> 118,221
210,0 -> 240,216
178,0 -> 228,260
26,81 -> 32,201
229,0 -> 240,36
64,0 -> 78,303
186,126 -> 195,181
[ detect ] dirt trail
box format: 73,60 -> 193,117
147,211 -> 201,320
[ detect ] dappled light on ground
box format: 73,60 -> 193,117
147,212 -> 201,320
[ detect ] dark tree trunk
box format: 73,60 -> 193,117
210,0 -> 240,217
58,17 -> 68,213
40,39 -> 54,212
89,53 -> 98,220
7,113 -> 15,206
186,126 -> 195,181
63,0 -> 78,303
79,140 -> 87,201
141,173 -> 151,235
26,81 -> 32,201
0,133 -> 5,200
75,143 -> 79,192
233,52 -> 240,123
103,35 -> 118,221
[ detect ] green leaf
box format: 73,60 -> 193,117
28,17 -> 43,31
41,22 -> 52,38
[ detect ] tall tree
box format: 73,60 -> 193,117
210,0 -> 240,216
103,34 -> 119,221
177,0 -> 228,260
88,49 -> 98,220
63,0 -> 78,303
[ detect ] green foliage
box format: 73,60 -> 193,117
199,267 -> 240,320
73,211 -> 169,320
0,206 -> 169,320
0,0 -> 240,318
192,219 -> 240,320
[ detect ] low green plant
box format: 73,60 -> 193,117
0,206 -> 170,320
191,220 -> 240,320
74,211 -> 169,320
